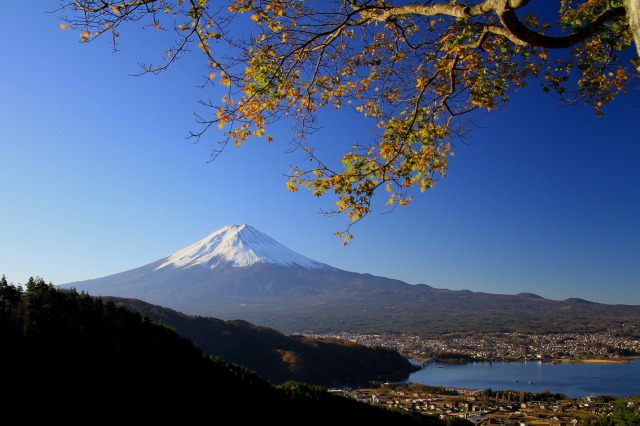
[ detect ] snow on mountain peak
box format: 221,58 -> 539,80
155,224 -> 330,271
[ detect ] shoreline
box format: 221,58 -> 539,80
409,358 -> 638,398
552,358 -> 631,364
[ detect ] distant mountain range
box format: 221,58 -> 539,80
63,224 -> 640,334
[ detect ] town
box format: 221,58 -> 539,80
331,383 -> 639,425
305,324 -> 640,363
306,325 -> 640,424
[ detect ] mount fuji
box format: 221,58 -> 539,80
62,224 -> 640,333
63,224 -> 404,310
155,224 -> 331,271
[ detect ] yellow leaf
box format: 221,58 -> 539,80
341,234 -> 354,246
60,24 -> 67,30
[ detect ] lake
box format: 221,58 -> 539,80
406,359 -> 640,398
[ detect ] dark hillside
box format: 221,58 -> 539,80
0,276 -> 443,424
109,296 -> 416,385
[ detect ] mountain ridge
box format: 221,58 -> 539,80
62,225 -> 640,334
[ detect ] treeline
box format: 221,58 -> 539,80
478,388 -> 566,404
0,276 -> 442,423
382,382 -> 462,396
583,401 -> 640,425
433,351 -> 476,364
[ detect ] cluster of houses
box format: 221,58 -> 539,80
331,386 -> 639,425
308,325 -> 640,362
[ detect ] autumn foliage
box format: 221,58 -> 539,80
59,1 -> 638,242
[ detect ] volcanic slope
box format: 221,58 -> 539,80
63,224 -> 640,334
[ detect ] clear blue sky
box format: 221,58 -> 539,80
1,2 -> 638,304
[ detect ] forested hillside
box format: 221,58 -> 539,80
0,276 -> 452,423
109,296 -> 416,386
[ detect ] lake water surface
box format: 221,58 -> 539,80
407,359 -> 640,398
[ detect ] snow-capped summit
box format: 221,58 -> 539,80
155,224 -> 330,270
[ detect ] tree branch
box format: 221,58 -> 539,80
499,5 -> 627,48
359,0 -> 627,49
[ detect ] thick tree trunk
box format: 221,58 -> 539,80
626,0 -> 640,57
